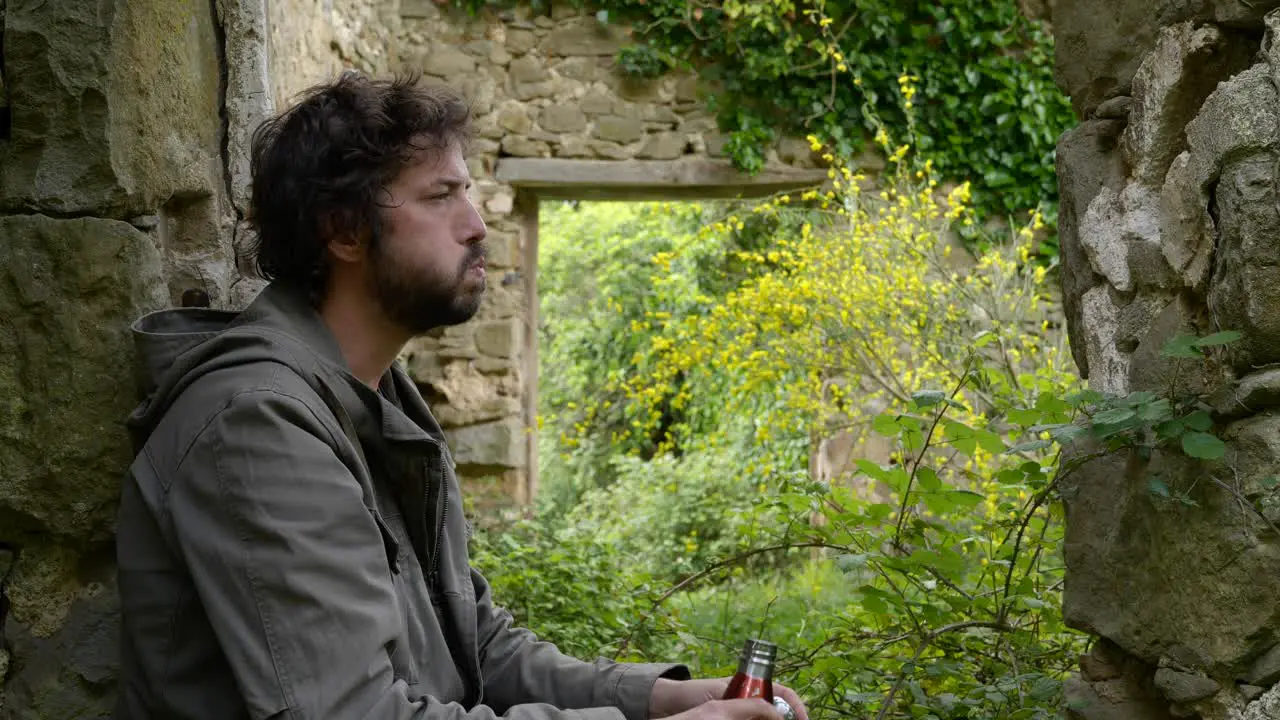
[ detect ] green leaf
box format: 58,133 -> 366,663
1160,334 -> 1202,359
1148,476 -> 1170,498
975,429 -> 1007,454
917,466 -> 942,492
1183,410 -> 1213,432
1091,406 -> 1136,425
1182,431 -> 1226,460
872,413 -> 900,437
1193,330 -> 1243,348
912,389 -> 947,408
1262,476 -> 1280,490
949,490 -> 984,508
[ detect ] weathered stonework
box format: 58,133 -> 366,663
1055,5 -> 1280,719
395,2 -> 827,500
0,0 -> 827,713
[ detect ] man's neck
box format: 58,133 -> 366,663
319,291 -> 409,389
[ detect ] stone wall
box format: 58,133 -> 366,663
0,0 -> 829,712
1053,2 -> 1280,718
395,0 -> 826,507
0,0 -> 371,713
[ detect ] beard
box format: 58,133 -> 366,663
368,239 -> 486,335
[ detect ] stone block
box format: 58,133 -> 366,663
513,80 -> 555,101
555,56 -> 601,82
497,103 -> 533,133
637,132 -> 687,160
1121,23 -> 1255,187
581,88 -> 617,115
0,216 -> 166,541
1207,150 -> 1280,372
589,139 -> 637,160
1062,439 -> 1280,676
547,18 -> 629,56
423,47 -> 476,77
538,105 -> 587,134
675,74 -> 699,102
1,0 -> 225,215
1154,669 -> 1220,704
1,546 -> 119,718
593,115 -> 645,143
474,320 -> 523,358
555,136 -> 593,158
639,104 -> 681,124
484,231 -> 522,268
506,28 -> 537,54
489,45 -> 513,65
501,136 -> 551,157
446,417 -> 525,469
1079,184 -> 1177,293
509,55 -> 548,84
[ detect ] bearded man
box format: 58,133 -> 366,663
113,72 -> 805,720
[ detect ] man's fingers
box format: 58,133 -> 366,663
774,686 -> 809,720
714,698 -> 784,720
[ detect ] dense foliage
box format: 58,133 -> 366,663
451,0 -> 1074,241
469,126 -> 1101,717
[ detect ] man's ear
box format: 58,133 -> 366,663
324,213 -> 367,264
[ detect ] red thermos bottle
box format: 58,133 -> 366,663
722,638 -> 796,718
722,638 -> 777,702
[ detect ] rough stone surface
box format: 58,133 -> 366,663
1055,119 -> 1126,380
1154,668 -> 1221,703
546,18 -> 629,56
538,105 -> 587,133
447,418 -> 526,469
1206,149 -> 1280,372
474,320 -> 523,359
1062,441 -> 1280,676
1052,0 -> 1280,117
1,547 -> 119,720
593,115 -> 646,143
0,216 -> 166,541
0,0 -> 225,215
1120,23 -> 1255,187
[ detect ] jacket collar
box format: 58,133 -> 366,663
238,283 -> 446,450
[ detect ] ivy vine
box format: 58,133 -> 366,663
451,0 -> 1074,246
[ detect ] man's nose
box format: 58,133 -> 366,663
463,198 -> 487,245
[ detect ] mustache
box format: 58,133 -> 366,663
464,242 -> 487,267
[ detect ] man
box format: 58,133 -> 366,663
114,72 -> 806,720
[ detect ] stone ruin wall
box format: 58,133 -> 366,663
384,0 -> 830,509
0,0 -> 384,714
1053,1 -> 1280,718
0,0 -> 831,714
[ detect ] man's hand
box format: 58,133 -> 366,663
649,678 -> 809,720
665,699 -> 783,720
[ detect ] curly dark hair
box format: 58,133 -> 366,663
245,71 -> 473,302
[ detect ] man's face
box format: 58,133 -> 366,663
369,142 -> 487,334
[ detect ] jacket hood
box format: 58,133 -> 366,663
126,283 -> 353,452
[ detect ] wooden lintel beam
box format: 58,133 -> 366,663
494,157 -> 829,200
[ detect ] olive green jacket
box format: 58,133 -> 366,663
115,282 -> 686,719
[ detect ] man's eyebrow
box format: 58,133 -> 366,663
434,176 -> 473,189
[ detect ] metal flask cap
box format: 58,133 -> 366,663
741,638 -> 778,665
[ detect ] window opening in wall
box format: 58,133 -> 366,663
533,197 -> 780,509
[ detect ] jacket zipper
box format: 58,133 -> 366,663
427,443 -> 448,590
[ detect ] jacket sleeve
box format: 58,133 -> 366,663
170,387 -> 631,720
471,567 -> 691,720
